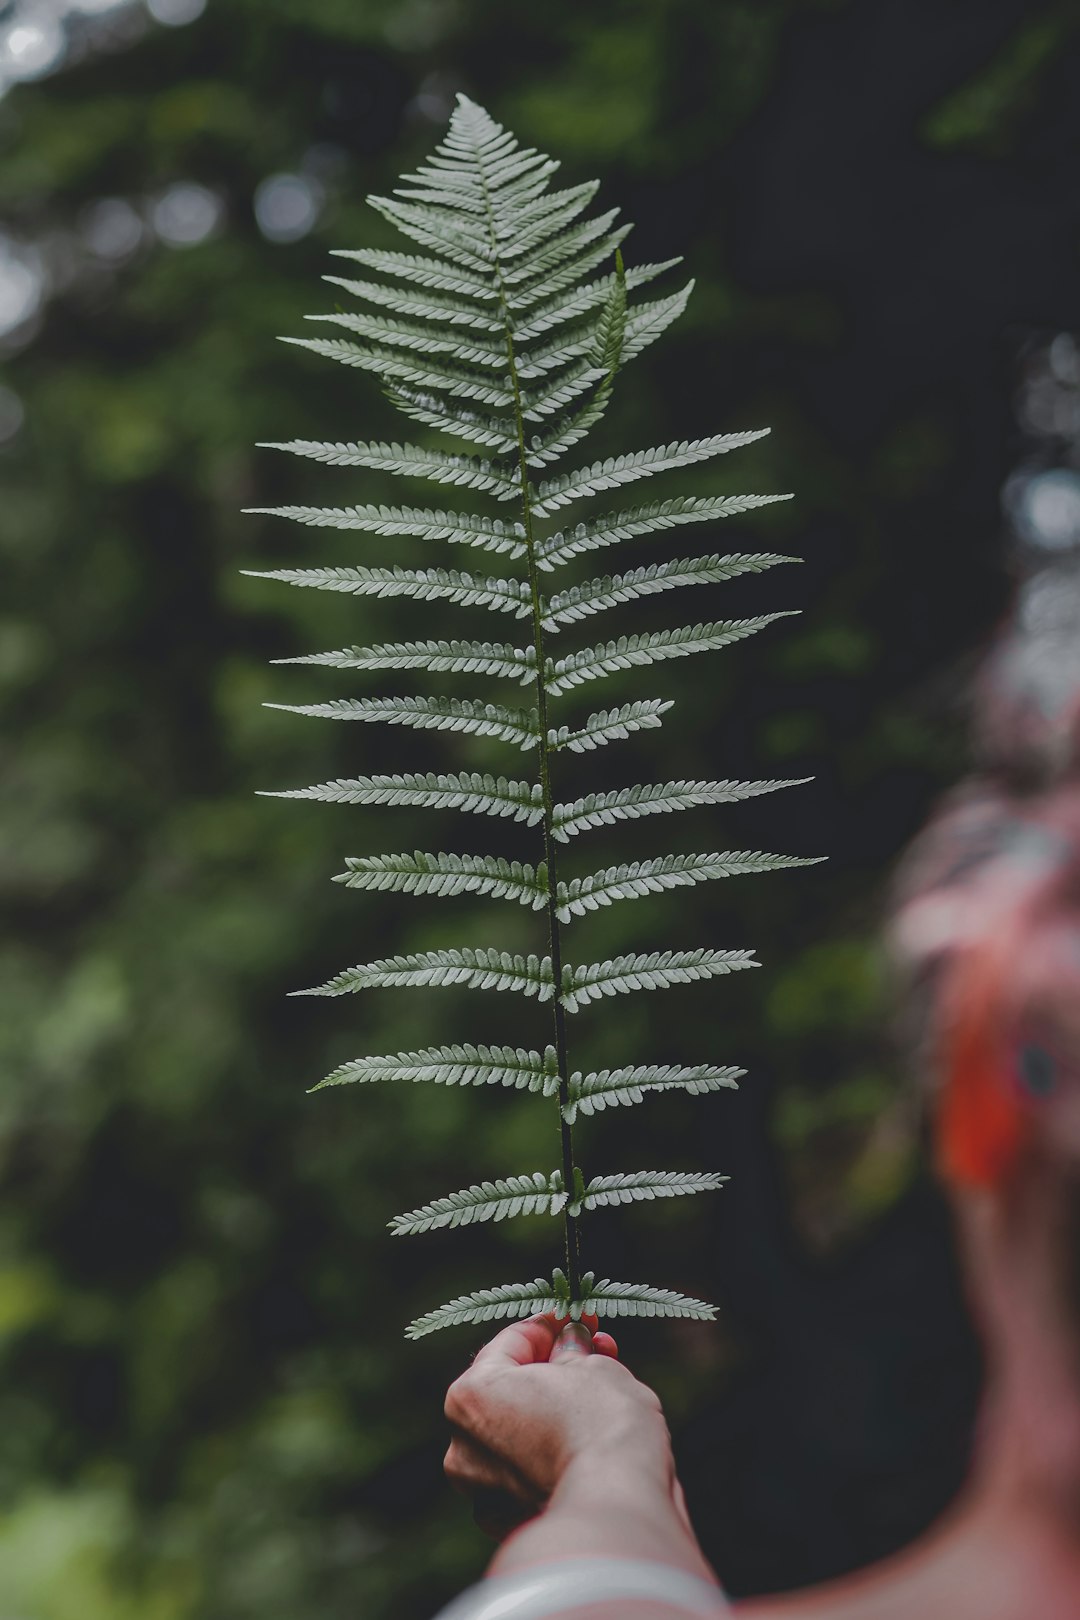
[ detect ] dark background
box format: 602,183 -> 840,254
2,0 -> 1078,1614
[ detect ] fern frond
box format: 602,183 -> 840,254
391,1171 -> 567,1236
305,309 -> 506,366
257,93 -> 810,1338
295,948 -> 555,1002
556,850 -> 822,921
551,778 -> 811,840
260,771 -> 545,826
564,1063 -> 744,1121
274,637 -> 534,684
398,157 -> 557,207
548,699 -> 673,754
257,440 -> 518,497
243,565 -> 532,618
383,389 -> 518,452
531,431 -> 771,517
500,210 -> 627,288
579,1278 -> 716,1322
518,274 -> 624,466
560,949 -> 758,1012
496,183 -> 600,258
519,359 -> 611,422
281,338 -> 516,407
406,1277 -> 565,1339
545,616 -> 796,696
265,696 -> 540,749
512,259 -> 680,342
619,283 -> 695,363
334,851 -> 549,912
578,1170 -> 728,1213
365,194 -> 496,270
330,247 -> 498,299
243,504 -> 527,558
536,493 -> 792,569
324,273 -> 502,330
542,554 -> 798,629
313,1043 -> 558,1094
523,389 -> 615,468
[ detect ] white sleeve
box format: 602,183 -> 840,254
433,1556 -> 731,1619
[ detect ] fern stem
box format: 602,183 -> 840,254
476,155 -> 582,1301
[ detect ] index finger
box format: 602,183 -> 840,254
470,1313 -> 564,1369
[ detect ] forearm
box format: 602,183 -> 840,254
488,1448 -> 718,1589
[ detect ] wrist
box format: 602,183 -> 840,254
556,1427 -> 675,1499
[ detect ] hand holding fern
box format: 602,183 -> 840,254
445,1315 -> 718,1584
445,1314 -> 664,1516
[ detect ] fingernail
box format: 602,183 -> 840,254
551,1321 -> 593,1358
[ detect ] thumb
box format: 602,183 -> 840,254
550,1320 -> 594,1361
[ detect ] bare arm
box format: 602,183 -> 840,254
441,1315 -> 723,1615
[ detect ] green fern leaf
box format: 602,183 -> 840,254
497,184 -> 600,256
577,1170 -> 728,1214
548,699 -> 673,754
295,948 -> 555,1002
243,504 -> 527,558
323,273 -> 502,330
334,851 -> 549,911
265,695 -> 540,749
531,431 -> 771,517
312,1043 -> 558,1095
536,493 -> 792,569
545,616 -> 796,695
542,554 -> 798,629
560,948 -> 758,1012
274,637 -> 535,684
281,338 -> 516,406
551,778 -> 811,840
512,258 -> 680,342
501,210 -> 628,288
255,93 -> 813,1337
391,1171 -> 567,1236
564,1063 -> 744,1121
405,1277 -> 566,1339
556,850 -> 822,920
365,194 -> 495,270
523,392 -> 614,468
243,565 -> 532,617
257,439 -> 518,496
260,771 -> 544,826
330,247 -> 498,299
519,359 -> 611,422
619,283 -> 695,363
383,389 -> 518,451
305,309 -> 506,365
579,1278 -> 717,1322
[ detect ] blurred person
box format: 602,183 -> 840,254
432,568 -> 1080,1618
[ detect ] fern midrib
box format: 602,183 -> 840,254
474,146 -> 582,1301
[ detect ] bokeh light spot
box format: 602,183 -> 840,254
0,241 -> 44,338
2,19 -> 66,81
146,0 -> 207,25
1012,469 -> 1080,553
81,198 -> 144,261
253,173 -> 322,244
151,183 -> 223,247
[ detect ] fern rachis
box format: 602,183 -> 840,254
250,97 -> 819,1339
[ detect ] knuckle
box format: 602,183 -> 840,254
443,1440 -> 465,1482
443,1373 -> 474,1425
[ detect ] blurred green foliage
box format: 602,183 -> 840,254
1,0 -> 1074,1612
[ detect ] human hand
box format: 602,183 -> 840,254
443,1313 -> 676,1539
